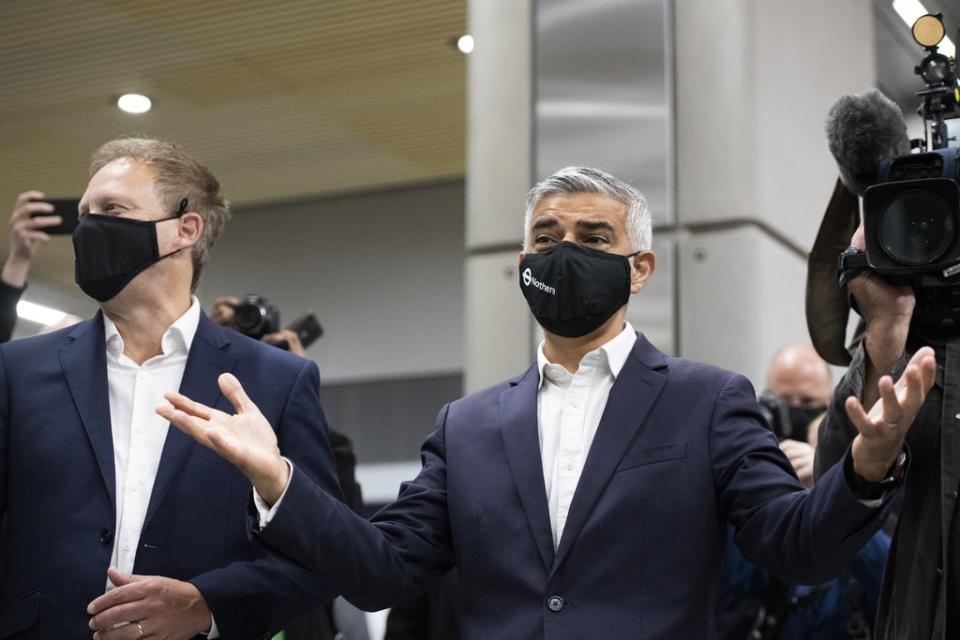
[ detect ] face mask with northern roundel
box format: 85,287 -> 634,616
518,241 -> 636,338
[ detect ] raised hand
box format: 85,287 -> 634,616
847,346 -> 936,481
157,373 -> 289,504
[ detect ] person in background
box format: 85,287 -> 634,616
717,344 -> 889,640
0,191 -> 62,342
210,294 -> 370,640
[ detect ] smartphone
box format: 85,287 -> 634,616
29,197 -> 81,235
286,312 -> 324,349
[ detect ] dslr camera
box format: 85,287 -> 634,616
230,294 -> 323,351
840,13 -> 960,342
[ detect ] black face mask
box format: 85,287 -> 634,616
519,241 -> 636,338
787,405 -> 826,436
73,200 -> 187,302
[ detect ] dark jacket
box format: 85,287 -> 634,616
0,312 -> 342,639
256,334 -> 899,639
0,281 -> 24,344
816,343 -> 958,640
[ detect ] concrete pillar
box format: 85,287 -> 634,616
464,0 -> 534,393
675,0 -> 875,384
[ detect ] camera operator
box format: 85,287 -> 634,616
209,294 -> 369,640
815,221 -> 955,638
0,191 -> 62,342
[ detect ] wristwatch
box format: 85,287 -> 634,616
845,449 -> 908,500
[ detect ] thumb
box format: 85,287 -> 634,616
218,373 -> 255,414
106,567 -> 138,586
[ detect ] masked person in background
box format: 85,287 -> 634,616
717,344 -> 890,640
0,137 -> 342,639
162,167 -> 934,640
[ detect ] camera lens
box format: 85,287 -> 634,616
232,303 -> 263,334
878,189 -> 956,265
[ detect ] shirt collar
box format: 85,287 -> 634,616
104,296 -> 202,359
536,321 -> 638,389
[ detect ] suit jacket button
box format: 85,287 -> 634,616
99,528 -> 113,545
547,595 -> 565,612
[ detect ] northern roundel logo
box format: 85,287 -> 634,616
522,267 -> 533,287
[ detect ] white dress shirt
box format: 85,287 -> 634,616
536,322 -> 637,548
104,297 -> 216,636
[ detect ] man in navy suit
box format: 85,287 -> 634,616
0,137 -> 340,639
161,167 -> 937,639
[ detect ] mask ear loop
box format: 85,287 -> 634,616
158,198 -> 191,260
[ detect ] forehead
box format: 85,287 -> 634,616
531,192 -> 628,226
81,158 -> 158,206
768,362 -> 829,395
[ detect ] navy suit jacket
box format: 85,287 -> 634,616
260,333 -> 898,639
0,312 -> 341,639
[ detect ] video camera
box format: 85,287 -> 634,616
837,13 -> 960,343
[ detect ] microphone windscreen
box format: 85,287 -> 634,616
825,89 -> 910,195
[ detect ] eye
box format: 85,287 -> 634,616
584,235 -> 609,245
534,234 -> 557,247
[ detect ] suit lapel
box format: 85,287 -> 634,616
59,313 -> 116,507
499,365 -> 555,571
551,334 -> 668,572
142,314 -> 235,529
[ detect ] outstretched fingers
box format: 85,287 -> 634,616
162,391 -> 215,420
218,373 -> 257,414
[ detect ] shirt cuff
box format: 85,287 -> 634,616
253,458 -> 294,529
202,615 -> 219,638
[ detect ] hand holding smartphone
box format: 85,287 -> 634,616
28,197 -> 81,235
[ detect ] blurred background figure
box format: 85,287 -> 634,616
0,192 -> 64,342
716,344 -> 889,640
210,293 -> 369,640
760,344 -> 834,488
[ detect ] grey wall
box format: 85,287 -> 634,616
198,180 -> 466,384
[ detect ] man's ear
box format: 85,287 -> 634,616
176,211 -> 204,247
518,250 -> 526,269
629,251 -> 655,293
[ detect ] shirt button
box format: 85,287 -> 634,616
547,595 -> 565,612
570,400 -> 580,409
123,543 -> 132,551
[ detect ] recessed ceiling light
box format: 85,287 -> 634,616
117,93 -> 152,114
456,34 -> 474,55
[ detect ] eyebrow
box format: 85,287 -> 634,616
576,220 -> 615,232
532,218 -> 559,231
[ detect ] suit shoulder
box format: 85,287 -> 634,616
0,324 -> 77,359
446,367 -> 533,414
662,355 -> 747,392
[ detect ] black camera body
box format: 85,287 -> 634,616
862,147 -> 960,276
231,294 -> 281,340
757,391 -> 801,442
229,293 -> 324,351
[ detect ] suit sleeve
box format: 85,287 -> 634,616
255,403 -> 457,612
0,345 -> 9,516
712,373 -> 898,585
188,360 -> 346,639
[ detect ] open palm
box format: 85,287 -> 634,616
847,346 -> 936,481
157,373 -> 289,503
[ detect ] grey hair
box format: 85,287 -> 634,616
523,166 -> 651,252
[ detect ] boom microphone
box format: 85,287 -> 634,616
824,89 -> 910,195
